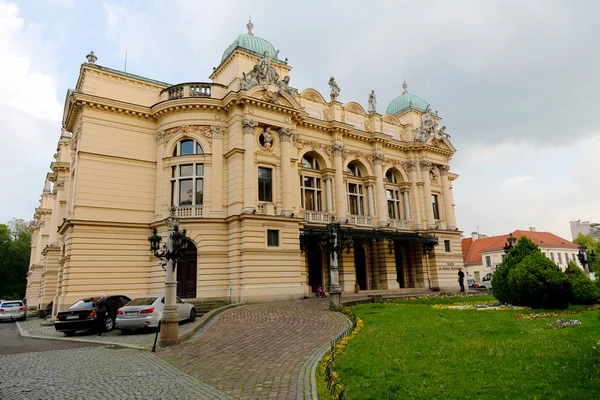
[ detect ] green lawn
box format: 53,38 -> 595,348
318,295 -> 600,400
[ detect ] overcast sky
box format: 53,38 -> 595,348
1,0 -> 598,240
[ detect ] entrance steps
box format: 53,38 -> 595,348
183,299 -> 229,316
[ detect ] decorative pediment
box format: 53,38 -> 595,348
300,88 -> 326,104
382,114 -> 401,126
344,102 -> 366,115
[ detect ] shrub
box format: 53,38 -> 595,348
493,236 -> 540,304
507,252 -> 570,309
565,262 -> 599,305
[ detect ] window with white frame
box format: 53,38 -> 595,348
565,253 -> 569,263
172,139 -> 204,156
171,164 -> 204,206
550,253 -> 555,262
299,155 -> 322,211
386,189 -> 401,219
485,256 -> 491,267
558,252 -> 562,264
346,162 -> 365,216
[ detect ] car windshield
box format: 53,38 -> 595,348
126,297 -> 158,306
69,300 -> 94,309
1,302 -> 23,308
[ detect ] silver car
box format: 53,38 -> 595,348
0,300 -> 26,322
115,295 -> 196,332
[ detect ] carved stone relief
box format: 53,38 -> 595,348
210,125 -> 224,140
296,138 -> 333,158
164,125 -> 213,146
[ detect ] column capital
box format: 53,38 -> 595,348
210,125 -> 225,140
372,151 -> 385,165
155,130 -> 166,144
242,118 -> 258,134
439,164 -> 450,175
403,160 -> 417,172
332,142 -> 344,157
419,159 -> 432,169
278,127 -> 293,142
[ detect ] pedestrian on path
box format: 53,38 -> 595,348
458,269 -> 465,292
96,294 -> 108,336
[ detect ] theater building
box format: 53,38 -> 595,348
26,21 -> 464,313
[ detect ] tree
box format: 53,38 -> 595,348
492,236 -> 540,304
573,233 -> 600,272
565,261 -> 599,304
0,218 -> 32,299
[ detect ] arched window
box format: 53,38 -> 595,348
171,164 -> 204,207
173,139 -> 204,156
386,170 -> 398,183
300,153 -> 323,211
346,162 -> 364,215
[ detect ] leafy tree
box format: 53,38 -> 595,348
508,252 -> 570,309
573,233 -> 600,272
492,236 -> 540,304
565,261 -> 599,305
0,218 -> 32,299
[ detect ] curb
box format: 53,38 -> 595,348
15,321 -> 148,350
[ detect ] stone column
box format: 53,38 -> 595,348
155,131 -> 166,217
440,165 -> 457,230
279,127 -> 293,215
210,126 -> 224,217
402,189 -> 411,221
242,118 -> 258,213
333,143 -> 346,220
325,174 -> 334,213
405,161 -> 422,229
420,160 -> 435,229
366,183 -> 376,217
373,152 -> 387,226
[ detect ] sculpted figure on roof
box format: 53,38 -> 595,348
329,77 -> 340,101
368,90 -> 377,113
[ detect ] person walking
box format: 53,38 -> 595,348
96,294 -> 108,336
458,268 -> 465,292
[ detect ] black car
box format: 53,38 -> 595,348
54,295 -> 131,336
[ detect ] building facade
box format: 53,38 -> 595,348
26,22 -> 464,313
570,220 -> 600,241
462,228 -> 581,284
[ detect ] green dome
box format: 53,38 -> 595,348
386,83 -> 429,114
221,21 -> 280,62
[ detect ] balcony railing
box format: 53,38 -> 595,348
161,83 -> 214,100
348,215 -> 373,227
175,205 -> 203,218
303,211 -> 331,224
389,219 -> 411,230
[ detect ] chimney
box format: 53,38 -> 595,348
471,232 -> 479,241
529,227 -> 536,232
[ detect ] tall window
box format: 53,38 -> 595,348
485,256 -> 491,267
300,155 -> 322,211
387,189 -> 401,219
258,167 -> 273,202
173,139 -> 204,156
347,162 -> 364,215
432,194 -> 440,220
444,240 -> 451,252
171,164 -> 204,206
550,253 -> 555,262
558,253 -> 562,264
565,253 -> 569,263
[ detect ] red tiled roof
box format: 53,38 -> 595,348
461,230 -> 578,265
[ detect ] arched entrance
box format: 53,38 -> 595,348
307,240 -> 323,292
176,241 -> 197,298
354,243 -> 368,290
394,241 -> 406,288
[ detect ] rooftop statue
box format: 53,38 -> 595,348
241,51 -> 280,90
329,77 -> 340,101
415,105 -> 449,142
368,90 -> 377,113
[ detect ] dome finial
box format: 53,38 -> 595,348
247,16 -> 254,36
402,79 -> 408,94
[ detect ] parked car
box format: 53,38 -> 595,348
479,273 -> 493,289
0,300 -> 27,322
115,295 -> 196,333
467,279 -> 478,288
54,295 -> 131,336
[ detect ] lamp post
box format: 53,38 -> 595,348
503,233 -> 517,254
321,222 -> 353,311
148,207 -> 189,347
577,245 -> 596,275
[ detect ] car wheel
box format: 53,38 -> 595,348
104,317 -> 114,332
63,331 -> 76,336
188,308 -> 196,322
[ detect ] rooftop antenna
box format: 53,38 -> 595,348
124,49 -> 128,72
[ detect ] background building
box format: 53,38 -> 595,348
462,228 -> 581,283
570,220 -> 600,241
26,22 -> 464,313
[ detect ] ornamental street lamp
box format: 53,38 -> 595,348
321,222 -> 353,311
148,207 -> 189,347
577,245 -> 596,275
503,233 -> 517,254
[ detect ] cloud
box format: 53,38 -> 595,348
504,176 -> 533,189
0,0 -> 62,223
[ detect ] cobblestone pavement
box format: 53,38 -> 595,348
0,346 -> 236,400
0,322 -> 98,355
160,298 -> 349,400
18,317 -> 198,349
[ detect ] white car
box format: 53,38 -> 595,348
0,300 -> 27,322
115,295 -> 196,333
479,273 -> 493,289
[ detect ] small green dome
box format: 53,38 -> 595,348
221,20 -> 279,62
386,82 -> 429,115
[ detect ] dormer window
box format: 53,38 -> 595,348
346,163 -> 361,177
173,139 -> 204,156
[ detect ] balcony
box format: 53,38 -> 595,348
348,215 -> 373,227
175,205 -> 203,218
388,219 -> 411,230
303,211 -> 331,224
159,82 -> 228,102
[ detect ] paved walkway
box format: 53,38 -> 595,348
160,298 -> 349,400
